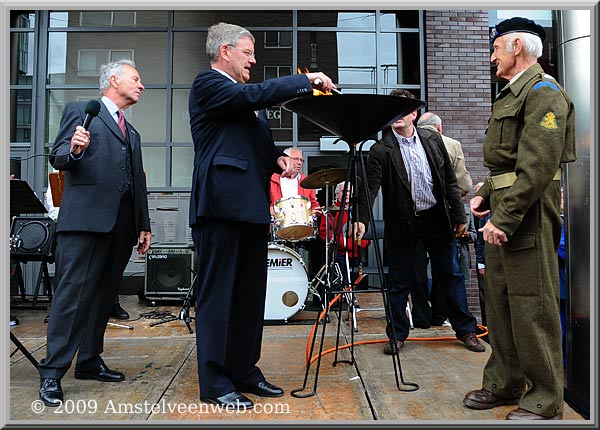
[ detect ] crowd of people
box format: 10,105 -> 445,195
35,16 -> 576,421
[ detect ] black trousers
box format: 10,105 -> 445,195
38,196 -> 134,379
192,219 -> 269,398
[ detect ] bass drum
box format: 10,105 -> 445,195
265,243 -> 309,321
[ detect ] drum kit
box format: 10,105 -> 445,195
265,167 -> 347,321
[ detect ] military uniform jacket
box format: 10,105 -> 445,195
477,63 -> 576,236
358,126 -> 466,261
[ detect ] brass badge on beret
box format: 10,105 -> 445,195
540,112 -> 558,129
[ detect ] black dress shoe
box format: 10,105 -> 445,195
111,303 -> 130,320
39,378 -> 63,407
201,391 -> 254,409
75,363 -> 125,382
413,322 -> 430,329
238,380 -> 284,398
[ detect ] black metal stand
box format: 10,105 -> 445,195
10,332 -> 39,368
10,259 -> 53,310
150,272 -> 197,334
291,140 -> 418,399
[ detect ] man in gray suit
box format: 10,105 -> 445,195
38,59 -> 151,406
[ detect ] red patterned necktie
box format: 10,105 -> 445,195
117,110 -> 127,138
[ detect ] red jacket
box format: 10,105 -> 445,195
319,203 -> 370,257
269,173 -> 319,210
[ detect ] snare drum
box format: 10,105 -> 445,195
272,196 -> 315,241
265,243 -> 309,321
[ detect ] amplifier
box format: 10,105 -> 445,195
10,216 -> 56,261
144,245 -> 196,299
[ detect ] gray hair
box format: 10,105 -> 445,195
335,181 -> 349,195
206,22 -> 255,63
504,32 -> 543,59
99,59 -> 136,95
417,112 -> 442,128
284,147 -> 302,156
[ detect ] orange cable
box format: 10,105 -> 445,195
304,288 -> 489,365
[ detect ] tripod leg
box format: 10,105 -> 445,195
357,142 -> 418,392
10,332 -> 38,368
43,261 -> 53,302
291,290 -> 331,398
14,262 -> 27,302
31,262 -> 45,308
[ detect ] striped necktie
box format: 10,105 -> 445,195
117,110 -> 127,138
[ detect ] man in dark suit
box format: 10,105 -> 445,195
38,59 -> 151,407
188,22 -> 334,409
354,89 -> 484,355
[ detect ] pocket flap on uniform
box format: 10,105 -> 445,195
504,232 -> 536,251
493,103 -> 521,120
213,155 -> 248,171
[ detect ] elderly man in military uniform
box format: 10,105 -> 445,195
463,17 -> 576,420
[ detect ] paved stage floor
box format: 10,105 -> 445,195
9,293 -> 586,426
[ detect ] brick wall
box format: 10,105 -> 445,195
424,10 -> 491,322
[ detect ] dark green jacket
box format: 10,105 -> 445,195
477,63 -> 576,236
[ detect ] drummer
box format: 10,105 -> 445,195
270,147 -> 323,295
269,147 -> 321,219
319,181 -> 370,286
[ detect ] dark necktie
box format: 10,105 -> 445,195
117,110 -> 127,138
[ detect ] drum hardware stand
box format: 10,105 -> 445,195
308,258 -> 344,313
10,332 -> 39,368
150,267 -> 198,334
10,257 -> 53,310
290,138 -> 419,398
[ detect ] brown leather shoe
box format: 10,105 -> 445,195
463,388 -> 520,410
383,339 -> 404,355
458,332 -> 486,352
506,408 -> 563,420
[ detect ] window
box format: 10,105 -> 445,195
264,31 -> 292,48
264,65 -> 292,80
77,49 -> 134,77
79,11 -> 136,27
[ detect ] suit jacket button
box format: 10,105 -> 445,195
118,187 -> 123,192
121,147 -> 126,151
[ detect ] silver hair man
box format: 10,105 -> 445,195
206,22 -> 255,63
504,32 -> 543,58
99,59 -> 137,94
417,112 -> 442,129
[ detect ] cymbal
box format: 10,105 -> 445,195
300,168 -> 346,189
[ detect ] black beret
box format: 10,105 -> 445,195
490,17 -> 546,44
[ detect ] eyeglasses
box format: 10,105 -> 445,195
290,157 -> 304,162
227,45 -> 256,59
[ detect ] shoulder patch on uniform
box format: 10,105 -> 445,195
533,81 -> 559,92
540,111 -> 558,129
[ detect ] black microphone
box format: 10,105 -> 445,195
82,99 -> 101,130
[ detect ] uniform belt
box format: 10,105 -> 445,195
488,169 -> 561,190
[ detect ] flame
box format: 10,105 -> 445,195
298,67 -> 332,96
